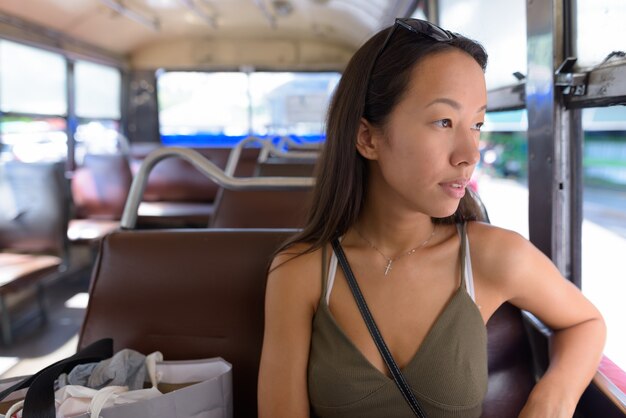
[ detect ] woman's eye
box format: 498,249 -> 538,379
472,122 -> 484,131
434,119 -> 452,128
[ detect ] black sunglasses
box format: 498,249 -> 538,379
366,18 -> 457,91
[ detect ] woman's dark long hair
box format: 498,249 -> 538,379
277,23 -> 488,257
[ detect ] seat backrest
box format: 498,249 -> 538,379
211,189 -> 312,228
132,148 -> 260,203
0,161 -> 69,256
255,160 -> 316,177
71,154 -> 132,220
79,226 -> 537,418
483,303 -> 536,417
79,228 -> 295,418
469,189 -> 535,416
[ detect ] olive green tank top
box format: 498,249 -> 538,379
307,223 -> 488,418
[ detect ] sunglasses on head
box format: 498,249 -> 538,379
366,18 -> 457,91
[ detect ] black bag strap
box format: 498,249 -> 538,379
0,338 -> 113,418
331,239 -> 427,418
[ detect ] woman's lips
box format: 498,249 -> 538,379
439,180 -> 467,199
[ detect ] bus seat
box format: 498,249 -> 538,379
69,154 -> 131,243
132,147 -> 261,202
78,228 -> 295,418
0,161 -> 69,345
71,154 -> 132,220
483,303 -> 535,417
77,225 -> 544,417
129,147 -> 260,228
210,189 -> 312,228
468,189 -> 536,416
255,159 -> 317,177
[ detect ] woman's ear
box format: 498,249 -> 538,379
356,118 -> 379,160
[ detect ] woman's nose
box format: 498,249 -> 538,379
451,131 -> 480,167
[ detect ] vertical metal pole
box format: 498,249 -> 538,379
526,0 -> 582,285
36,282 -> 48,324
560,0 -> 583,289
0,44 -> 3,153
526,0 -> 559,262
126,71 -> 160,144
569,109 -> 583,288
0,295 -> 12,345
66,60 -> 77,172
426,0 -> 439,24
120,69 -> 130,140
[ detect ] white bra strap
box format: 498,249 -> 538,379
461,224 -> 476,303
325,249 -> 339,305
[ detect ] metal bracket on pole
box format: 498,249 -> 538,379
555,57 -> 588,96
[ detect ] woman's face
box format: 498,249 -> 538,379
366,48 -> 487,218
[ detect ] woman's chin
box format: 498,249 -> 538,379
429,204 -> 460,219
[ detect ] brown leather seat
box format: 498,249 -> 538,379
69,154 -> 132,243
0,161 -> 69,344
255,159 -> 316,177
130,147 -> 261,228
468,190 -> 535,416
211,189 -> 312,228
483,303 -> 535,417
79,229 -> 295,418
71,154 -> 132,220
131,147 -> 260,203
78,226 -> 545,417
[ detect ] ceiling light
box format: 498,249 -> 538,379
273,0 -> 293,16
99,0 -> 160,31
145,0 -> 179,9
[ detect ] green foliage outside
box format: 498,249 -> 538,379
481,131 -> 626,190
481,131 -> 528,179
583,132 -> 626,190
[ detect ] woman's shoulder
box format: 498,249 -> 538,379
465,221 -> 529,250
270,241 -> 325,274
464,221 -> 541,285
267,241 -> 326,308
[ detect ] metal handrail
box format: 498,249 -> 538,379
259,139 -> 320,162
224,136 -> 270,176
277,136 -> 324,151
226,136 -> 320,169
121,147 -> 315,229
265,146 -> 319,161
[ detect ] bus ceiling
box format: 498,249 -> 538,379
0,0 -> 422,70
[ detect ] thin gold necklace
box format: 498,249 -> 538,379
356,224 -> 437,276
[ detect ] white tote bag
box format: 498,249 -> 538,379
87,355 -> 233,418
0,342 -> 232,418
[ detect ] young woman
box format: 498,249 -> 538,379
258,18 -> 605,418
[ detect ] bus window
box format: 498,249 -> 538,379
477,110 -> 529,238
74,61 -> 123,163
157,71 -> 250,146
0,40 -> 67,115
249,72 -> 340,139
75,120 -> 122,164
157,71 -> 340,146
576,0 -> 626,68
581,106 -> 626,376
75,61 -> 121,120
439,0 -> 526,89
573,0 -> 626,388
0,40 -> 68,162
0,117 -> 67,163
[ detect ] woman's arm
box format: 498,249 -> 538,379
258,246 -> 322,418
472,223 -> 606,417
